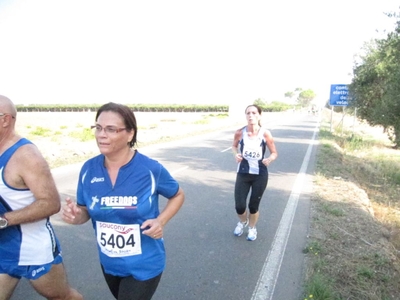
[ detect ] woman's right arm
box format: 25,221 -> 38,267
232,129 -> 243,162
62,197 -> 90,225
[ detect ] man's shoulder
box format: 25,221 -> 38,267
9,138 -> 45,161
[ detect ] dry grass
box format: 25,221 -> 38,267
14,111 -> 236,169
304,109 -> 400,300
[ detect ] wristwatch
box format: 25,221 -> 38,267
0,215 -> 8,229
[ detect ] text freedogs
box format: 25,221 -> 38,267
101,196 -> 138,206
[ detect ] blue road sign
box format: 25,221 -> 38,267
330,84 -> 350,106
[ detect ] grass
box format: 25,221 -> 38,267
302,109 -> 400,300
68,128 -> 94,142
304,273 -> 335,300
29,126 -> 52,137
27,112 -> 235,169
134,113 -> 233,147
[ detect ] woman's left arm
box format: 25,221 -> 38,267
262,130 -> 278,166
157,187 -> 185,227
141,187 -> 185,239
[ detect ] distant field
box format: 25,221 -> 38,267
15,111 -> 226,131
14,111 -> 235,169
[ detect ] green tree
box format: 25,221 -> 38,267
349,12 -> 400,146
284,91 -> 295,101
297,89 -> 316,107
253,98 -> 266,107
285,88 -> 303,104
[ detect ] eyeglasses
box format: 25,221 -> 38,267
0,113 -> 15,119
91,125 -> 128,134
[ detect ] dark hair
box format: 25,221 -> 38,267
95,102 -> 137,148
245,104 -> 263,126
245,104 -> 262,115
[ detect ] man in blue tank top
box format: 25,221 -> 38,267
0,95 -> 83,300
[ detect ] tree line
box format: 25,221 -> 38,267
16,102 -> 294,113
15,104 -> 229,113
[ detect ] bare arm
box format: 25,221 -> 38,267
3,144 -> 61,226
262,129 -> 278,166
157,187 -> 185,226
232,128 -> 243,162
141,187 -> 185,238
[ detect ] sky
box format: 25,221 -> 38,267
0,0 -> 399,106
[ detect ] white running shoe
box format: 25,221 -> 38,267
233,219 -> 248,236
247,227 -> 257,241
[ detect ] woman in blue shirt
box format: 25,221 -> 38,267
62,102 -> 185,300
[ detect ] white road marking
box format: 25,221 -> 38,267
171,166 -> 189,175
251,125 -> 318,300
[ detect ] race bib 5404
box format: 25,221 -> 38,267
96,221 -> 142,257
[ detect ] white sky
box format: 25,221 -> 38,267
0,0 -> 398,105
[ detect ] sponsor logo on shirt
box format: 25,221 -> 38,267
99,195 -> 138,209
90,196 -> 99,210
91,177 -> 105,183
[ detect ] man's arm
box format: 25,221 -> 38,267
3,143 -> 61,226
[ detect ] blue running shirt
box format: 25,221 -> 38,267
77,151 -> 179,280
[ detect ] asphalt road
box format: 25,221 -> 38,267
11,112 -> 319,300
